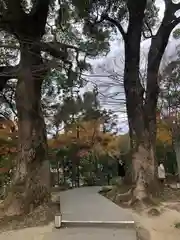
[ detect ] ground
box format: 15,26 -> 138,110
102,184 -> 180,240
0,224 -> 136,240
134,203 -> 180,240
0,186 -> 179,239
0,204 -> 179,240
0,223 -> 53,240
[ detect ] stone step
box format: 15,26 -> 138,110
61,220 -> 135,229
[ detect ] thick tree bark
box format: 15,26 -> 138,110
0,0 -> 52,216
123,0 -> 157,202
124,71 -> 157,201
2,43 -> 50,216
122,0 -> 180,203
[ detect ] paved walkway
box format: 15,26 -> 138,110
60,186 -> 134,224
46,186 -> 137,240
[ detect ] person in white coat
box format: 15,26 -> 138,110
158,162 -> 166,184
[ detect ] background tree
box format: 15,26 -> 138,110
159,60 -> 180,180
49,115 -> 123,187
49,86 -> 119,186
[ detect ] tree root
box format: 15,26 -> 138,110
0,202 -> 56,233
106,186 -> 157,210
0,183 -> 51,218
115,189 -> 133,203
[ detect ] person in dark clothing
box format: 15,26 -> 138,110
118,159 -> 125,178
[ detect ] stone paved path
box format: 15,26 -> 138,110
60,186 -> 134,224
49,186 -> 137,240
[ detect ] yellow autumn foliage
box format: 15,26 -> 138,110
0,119 -> 18,155
156,119 -> 172,145
48,119 -> 126,157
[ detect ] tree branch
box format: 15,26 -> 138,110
164,0 -> 172,6
171,16 -> 180,28
142,29 -> 152,39
30,0 -> 50,16
144,19 -> 155,37
0,44 -> 20,49
145,0 -> 180,121
0,41 -> 87,70
30,0 -> 51,37
40,42 -> 69,62
6,0 -> 25,18
0,66 -> 19,92
0,0 -> 26,32
164,0 -> 180,11
101,14 -> 127,42
1,0 -> 50,38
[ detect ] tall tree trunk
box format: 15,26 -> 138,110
3,43 -> 50,216
123,0 -> 180,203
0,0 -> 51,217
124,68 -> 156,201
123,0 -> 157,202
